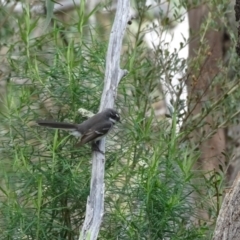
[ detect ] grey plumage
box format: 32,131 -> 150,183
36,121 -> 78,130
36,108 -> 120,146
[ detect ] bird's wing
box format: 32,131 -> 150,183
76,121 -> 113,147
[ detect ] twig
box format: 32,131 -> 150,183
79,1 -> 130,239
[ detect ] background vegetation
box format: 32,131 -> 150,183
0,0 -> 239,239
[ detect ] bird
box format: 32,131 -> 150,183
36,108 -> 120,152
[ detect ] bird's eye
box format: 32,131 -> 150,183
110,111 -> 119,119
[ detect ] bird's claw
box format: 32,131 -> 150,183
91,141 -> 105,155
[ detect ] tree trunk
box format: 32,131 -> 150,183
213,173 -> 240,239
187,4 -> 226,172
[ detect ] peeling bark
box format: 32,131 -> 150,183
213,173 -> 240,239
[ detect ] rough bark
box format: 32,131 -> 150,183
79,1 -> 130,239
213,172 -> 240,239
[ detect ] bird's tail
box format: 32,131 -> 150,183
36,120 -> 77,130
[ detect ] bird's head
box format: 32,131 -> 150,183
104,108 -> 121,123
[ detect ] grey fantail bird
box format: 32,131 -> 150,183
36,108 -> 120,151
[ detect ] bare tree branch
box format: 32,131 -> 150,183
79,0 -> 130,239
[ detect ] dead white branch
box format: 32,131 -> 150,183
212,172 -> 240,240
79,0 -> 130,240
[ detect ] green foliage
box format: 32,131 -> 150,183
0,0 -> 238,239
102,122 -> 206,239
